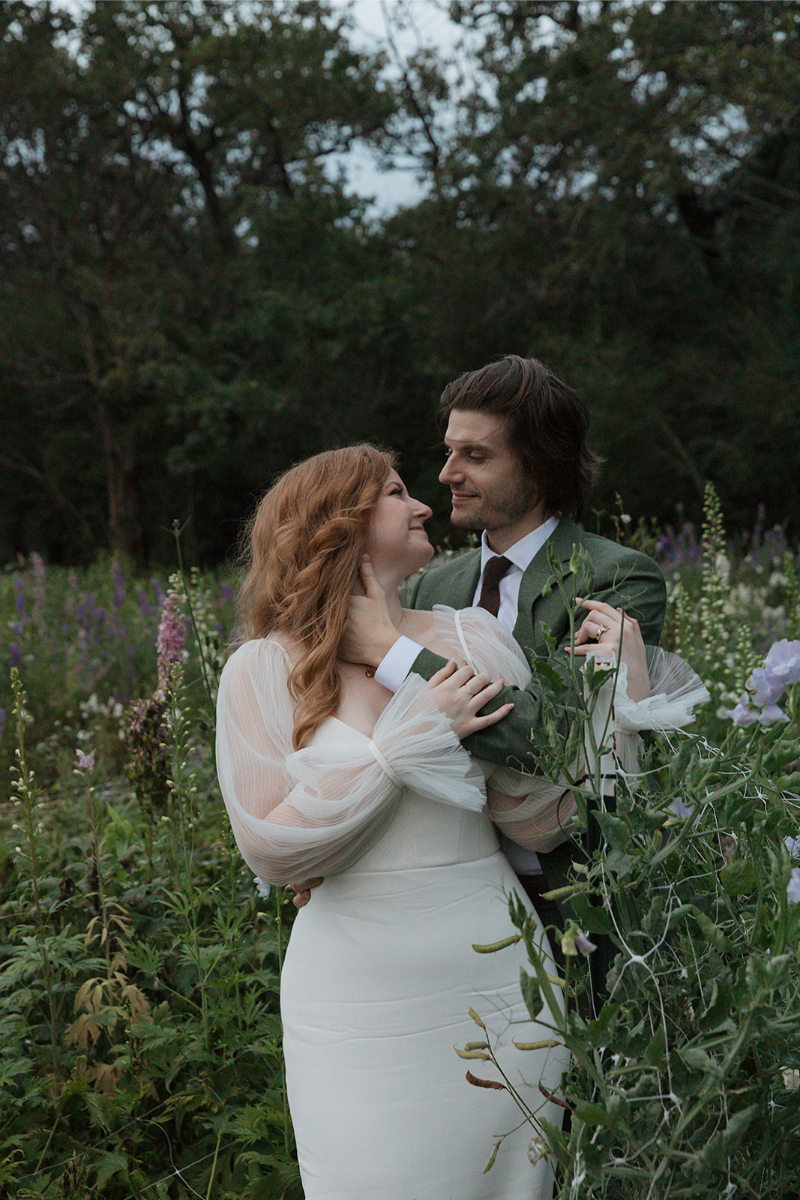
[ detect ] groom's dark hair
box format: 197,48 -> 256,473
439,354 -> 602,518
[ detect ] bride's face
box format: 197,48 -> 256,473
362,470 -> 434,577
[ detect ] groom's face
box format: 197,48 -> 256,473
439,410 -> 545,552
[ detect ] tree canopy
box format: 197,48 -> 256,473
2,0 -> 799,564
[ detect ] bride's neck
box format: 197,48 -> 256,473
354,566 -> 406,631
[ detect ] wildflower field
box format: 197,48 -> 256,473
2,490 -> 800,1199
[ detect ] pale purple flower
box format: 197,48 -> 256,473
669,798 -> 692,819
575,931 -> 597,955
758,704 -> 790,725
763,639 -> 800,687
727,698 -> 759,727
749,666 -> 785,710
75,749 -> 96,772
253,876 -> 271,899
787,868 -> 800,906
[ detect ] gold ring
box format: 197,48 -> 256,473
595,623 -> 609,639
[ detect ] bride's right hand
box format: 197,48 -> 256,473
427,660 -> 513,739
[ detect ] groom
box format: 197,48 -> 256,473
348,355 -> 666,916
296,354 -> 666,923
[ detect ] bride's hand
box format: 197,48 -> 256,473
340,557 -> 401,667
570,598 -> 650,701
427,660 -> 513,739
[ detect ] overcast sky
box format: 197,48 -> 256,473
44,0 -> 467,213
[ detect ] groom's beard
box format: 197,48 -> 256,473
448,479 -> 539,536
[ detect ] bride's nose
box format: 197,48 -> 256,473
412,497 -> 432,521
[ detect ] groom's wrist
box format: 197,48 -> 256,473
374,636 -> 423,692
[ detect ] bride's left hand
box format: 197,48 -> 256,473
570,598 -> 650,701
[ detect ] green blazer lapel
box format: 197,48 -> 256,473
416,548 -> 482,610
513,519 -> 581,642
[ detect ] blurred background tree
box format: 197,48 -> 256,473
1,0 -> 798,565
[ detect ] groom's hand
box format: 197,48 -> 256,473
340,556 -> 402,668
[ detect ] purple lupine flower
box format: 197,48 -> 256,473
75,748 -> 96,773
155,589 -> 186,698
14,577 -> 25,618
152,577 -> 165,606
221,584 -> 234,604
787,868 -> 800,906
8,643 -> 21,669
0,709 -> 6,740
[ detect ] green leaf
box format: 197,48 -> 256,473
604,849 -> 633,877
573,1101 -> 615,1128
679,1046 -> 721,1076
593,811 -> 631,850
643,1026 -> 666,1066
722,1104 -> 758,1146
571,892 -> 614,935
720,860 -> 758,896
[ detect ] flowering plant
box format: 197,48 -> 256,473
465,529 -> 800,1198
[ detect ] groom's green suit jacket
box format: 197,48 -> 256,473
407,518 -> 667,898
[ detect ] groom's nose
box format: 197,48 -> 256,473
439,456 -> 460,485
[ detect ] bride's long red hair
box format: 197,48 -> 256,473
237,444 -> 396,749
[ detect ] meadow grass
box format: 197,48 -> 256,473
1,493 -> 799,1198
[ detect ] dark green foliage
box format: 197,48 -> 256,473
1,665 -> 301,1198
1,1 -> 799,565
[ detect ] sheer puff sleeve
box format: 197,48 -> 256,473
430,608 -> 710,854
215,637 -> 486,886
432,607 -> 579,853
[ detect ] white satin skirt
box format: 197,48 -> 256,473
280,851 -> 570,1200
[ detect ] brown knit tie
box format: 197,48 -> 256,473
477,555 -> 512,618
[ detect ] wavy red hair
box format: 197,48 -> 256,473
237,445 -> 396,749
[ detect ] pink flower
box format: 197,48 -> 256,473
155,589 -> 186,699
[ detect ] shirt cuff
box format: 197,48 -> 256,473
374,636 -> 425,693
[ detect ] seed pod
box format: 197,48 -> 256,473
538,1082 -> 571,1110
513,1038 -> 564,1051
471,934 -> 522,953
466,1071 -> 506,1091
455,1047 -> 492,1061
467,1007 -> 486,1029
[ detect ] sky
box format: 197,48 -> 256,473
44,0 -> 467,214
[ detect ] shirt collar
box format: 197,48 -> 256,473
480,515 -> 560,574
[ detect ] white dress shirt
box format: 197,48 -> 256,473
374,517 -> 560,875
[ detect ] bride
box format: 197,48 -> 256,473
215,444 -> 691,1200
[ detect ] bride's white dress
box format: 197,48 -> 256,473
215,607 -> 708,1200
